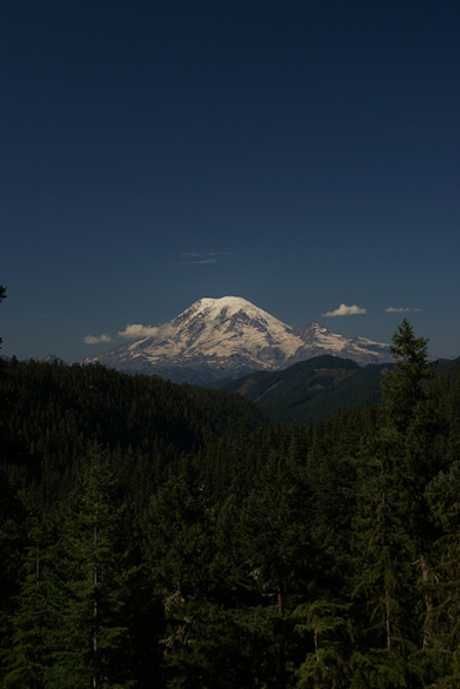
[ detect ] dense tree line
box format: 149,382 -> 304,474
1,306 -> 460,687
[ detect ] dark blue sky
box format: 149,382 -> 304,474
2,0 -> 460,360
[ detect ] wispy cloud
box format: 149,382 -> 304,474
83,333 -> 113,345
385,306 -> 420,313
322,303 -> 367,317
171,250 -> 236,266
118,324 -> 160,339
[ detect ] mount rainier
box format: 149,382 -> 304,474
81,296 -> 390,385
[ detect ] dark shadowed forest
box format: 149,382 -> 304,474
1,284 -> 460,689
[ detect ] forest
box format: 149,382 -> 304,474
1,282 -> 460,688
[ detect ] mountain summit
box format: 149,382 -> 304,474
81,296 -> 390,384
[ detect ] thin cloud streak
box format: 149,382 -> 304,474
170,250 -> 238,266
385,307 -> 419,313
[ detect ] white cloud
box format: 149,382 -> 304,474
322,303 -> 367,317
83,333 -> 113,345
385,306 -> 411,313
118,324 -> 159,339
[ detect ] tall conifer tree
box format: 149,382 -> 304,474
351,321 -> 436,687
16,446 -> 139,689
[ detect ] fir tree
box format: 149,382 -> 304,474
350,321 -> 437,687
381,318 -> 433,433
382,319 -> 439,651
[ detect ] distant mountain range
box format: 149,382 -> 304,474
81,296 -> 390,385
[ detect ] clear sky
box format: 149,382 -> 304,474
2,0 -> 459,362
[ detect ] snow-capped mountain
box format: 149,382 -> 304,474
81,296 -> 390,384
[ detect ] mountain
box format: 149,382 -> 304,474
221,355 -> 390,424
81,296 -> 390,384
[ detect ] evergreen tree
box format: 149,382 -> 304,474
381,318 -> 433,432
294,599 -> 353,689
142,466 -> 222,687
3,446 -> 139,689
0,283 -> 8,435
45,446 -> 137,689
424,461 -> 460,686
350,321 -> 437,687
0,284 -> 6,344
2,505 -> 58,689
351,449 -> 421,686
382,319 -> 439,650
237,451 -> 315,689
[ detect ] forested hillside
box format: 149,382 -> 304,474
221,355 -> 388,423
1,312 -> 460,688
1,358 -> 266,507
223,355 -> 460,425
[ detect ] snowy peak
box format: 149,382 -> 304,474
172,297 -> 291,333
82,297 -> 390,384
155,296 -> 296,365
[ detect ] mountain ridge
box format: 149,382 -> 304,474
221,354 -> 390,423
